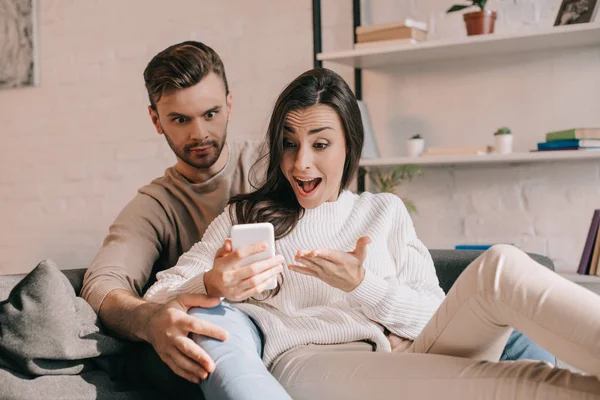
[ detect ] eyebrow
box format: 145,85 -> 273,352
166,106 -> 221,118
283,125 -> 333,134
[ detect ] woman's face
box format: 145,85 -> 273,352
280,104 -> 347,209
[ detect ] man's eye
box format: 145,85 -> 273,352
173,117 -> 188,124
206,111 -> 216,119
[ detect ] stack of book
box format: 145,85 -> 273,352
537,128 -> 600,151
354,18 -> 428,50
578,209 -> 600,276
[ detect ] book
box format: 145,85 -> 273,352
356,26 -> 428,44
577,209 -> 600,275
354,38 -> 418,50
422,145 -> 492,156
357,101 -> 380,159
537,139 -> 600,151
546,128 -> 600,142
355,18 -> 428,35
455,244 -> 514,251
590,223 -> 600,275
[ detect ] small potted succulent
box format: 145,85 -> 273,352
447,0 -> 497,36
494,127 -> 513,154
407,134 -> 425,157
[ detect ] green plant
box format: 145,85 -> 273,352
494,127 -> 512,135
410,134 -> 423,140
368,164 -> 422,214
447,0 -> 488,13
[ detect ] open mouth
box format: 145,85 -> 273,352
294,177 -> 322,196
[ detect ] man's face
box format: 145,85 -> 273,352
149,72 -> 232,170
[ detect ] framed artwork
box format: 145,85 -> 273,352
0,0 -> 39,89
554,0 -> 599,25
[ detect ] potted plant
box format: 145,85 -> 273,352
407,134 -> 425,157
447,0 -> 497,36
494,127 -> 513,154
368,165 -> 422,214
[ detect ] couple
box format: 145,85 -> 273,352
82,41 -> 600,399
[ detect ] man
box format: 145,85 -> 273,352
81,40 -> 554,395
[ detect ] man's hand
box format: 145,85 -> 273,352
145,293 -> 228,383
289,236 -> 371,292
204,238 -> 284,301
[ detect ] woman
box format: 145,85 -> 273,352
145,68 -> 600,400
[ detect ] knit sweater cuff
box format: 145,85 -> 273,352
85,281 -> 134,315
144,273 -> 208,304
349,268 -> 389,308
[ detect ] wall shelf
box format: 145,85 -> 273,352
318,23 -> 600,68
359,150 -> 600,168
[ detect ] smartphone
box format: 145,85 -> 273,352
230,222 -> 278,290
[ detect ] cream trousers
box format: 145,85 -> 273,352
270,245 -> 600,400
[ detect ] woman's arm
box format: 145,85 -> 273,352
143,207 -> 234,304
348,195 -> 445,340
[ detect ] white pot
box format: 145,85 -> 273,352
407,138 -> 425,157
495,134 -> 513,154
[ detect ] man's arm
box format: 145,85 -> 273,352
97,288 -> 157,342
81,194 -> 227,383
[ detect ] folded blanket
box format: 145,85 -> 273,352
0,260 -> 126,376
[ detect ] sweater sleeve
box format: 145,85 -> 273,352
81,194 -> 169,314
348,194 -> 445,340
143,206 -> 234,304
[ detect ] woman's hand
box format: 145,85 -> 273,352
289,237 -> 371,292
204,239 -> 284,301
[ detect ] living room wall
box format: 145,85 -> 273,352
0,0 -> 312,274
0,0 -> 598,275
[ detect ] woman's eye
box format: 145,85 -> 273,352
314,142 -> 328,150
283,140 -> 297,149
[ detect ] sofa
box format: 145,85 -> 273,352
0,249 -> 555,399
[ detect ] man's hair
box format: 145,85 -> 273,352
143,41 -> 229,110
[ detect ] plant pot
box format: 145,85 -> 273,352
494,134 -> 513,154
463,10 -> 497,36
407,138 -> 425,157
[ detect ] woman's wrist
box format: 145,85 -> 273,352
344,266 -> 366,292
203,270 -> 220,298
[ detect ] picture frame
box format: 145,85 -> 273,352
554,0 -> 599,26
0,0 -> 40,89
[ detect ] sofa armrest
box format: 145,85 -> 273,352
430,250 -> 555,294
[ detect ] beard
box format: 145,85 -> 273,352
162,125 -> 228,170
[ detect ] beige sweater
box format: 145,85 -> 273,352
81,140 -> 263,313
144,191 -> 446,367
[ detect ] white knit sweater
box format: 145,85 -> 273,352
144,191 -> 445,367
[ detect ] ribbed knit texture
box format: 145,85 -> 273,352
144,191 -> 445,367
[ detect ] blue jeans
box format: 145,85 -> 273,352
188,303 -> 292,400
500,330 -> 556,364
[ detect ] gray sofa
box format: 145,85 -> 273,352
0,249 -> 555,399
0,250 -> 555,301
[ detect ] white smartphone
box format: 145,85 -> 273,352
230,222 -> 278,290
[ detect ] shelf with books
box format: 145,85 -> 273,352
359,150 -> 600,168
318,23 -> 600,68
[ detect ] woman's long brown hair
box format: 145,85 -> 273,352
229,68 -> 364,297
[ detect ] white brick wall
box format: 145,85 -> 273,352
338,0 -> 600,271
0,0 -> 312,274
1,0 -> 598,275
